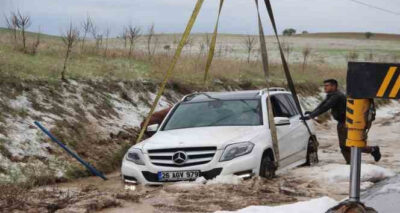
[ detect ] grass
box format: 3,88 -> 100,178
0,166 -> 6,174
65,164 -> 91,179
63,143 -> 133,179
0,43 -> 146,81
2,27 -> 397,96
20,166 -> 60,187
0,138 -> 12,159
0,28 -> 352,95
96,143 -> 132,173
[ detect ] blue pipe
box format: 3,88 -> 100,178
34,121 -> 107,180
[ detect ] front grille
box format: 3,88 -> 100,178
142,168 -> 223,182
147,147 -> 217,167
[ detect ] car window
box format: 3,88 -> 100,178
270,95 -> 292,117
162,99 -> 262,130
276,94 -> 297,117
284,94 -> 300,116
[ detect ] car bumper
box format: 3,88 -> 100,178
121,150 -> 260,185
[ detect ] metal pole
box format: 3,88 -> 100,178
34,121 -> 108,180
349,147 -> 362,201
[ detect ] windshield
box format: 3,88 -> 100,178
163,99 -> 262,131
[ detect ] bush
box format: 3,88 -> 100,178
347,51 -> 359,61
163,44 -> 171,51
365,32 -> 374,39
282,28 -> 296,36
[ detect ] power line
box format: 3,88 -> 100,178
345,0 -> 400,16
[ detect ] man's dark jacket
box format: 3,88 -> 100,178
310,91 -> 347,123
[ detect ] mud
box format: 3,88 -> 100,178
0,173 -> 148,213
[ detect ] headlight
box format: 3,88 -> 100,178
220,142 -> 254,162
126,149 -> 145,165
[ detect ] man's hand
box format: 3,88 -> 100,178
300,115 -> 311,121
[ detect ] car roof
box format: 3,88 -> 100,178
182,90 -> 290,103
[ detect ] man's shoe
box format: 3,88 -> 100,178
371,146 -> 381,162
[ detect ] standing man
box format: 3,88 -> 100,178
302,79 -> 381,164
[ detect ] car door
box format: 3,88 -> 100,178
269,95 -> 295,163
283,94 -> 309,159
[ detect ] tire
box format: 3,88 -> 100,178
305,136 -> 319,166
259,154 -> 276,179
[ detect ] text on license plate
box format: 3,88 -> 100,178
158,170 -> 200,181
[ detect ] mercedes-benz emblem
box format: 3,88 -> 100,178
172,151 -> 187,165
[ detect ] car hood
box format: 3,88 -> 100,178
139,126 -> 265,152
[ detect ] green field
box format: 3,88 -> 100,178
1,28 -> 400,93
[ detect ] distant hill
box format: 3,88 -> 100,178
1,27 -> 399,41
0,27 -> 60,40
296,32 -> 400,40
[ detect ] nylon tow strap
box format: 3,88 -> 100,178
136,0 -> 204,144
262,0 -> 313,136
203,0 -> 224,87
255,0 -> 280,164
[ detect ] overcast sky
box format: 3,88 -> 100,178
1,0 -> 399,36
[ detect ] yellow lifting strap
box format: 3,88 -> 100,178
255,0 -> 280,163
262,0 -> 314,137
203,0 -> 224,87
135,0 -> 204,144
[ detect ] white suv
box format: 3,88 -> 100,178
121,89 -> 318,184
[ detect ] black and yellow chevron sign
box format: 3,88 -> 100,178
347,62 -> 400,99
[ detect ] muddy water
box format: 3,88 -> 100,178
100,203 -> 155,213
56,172 -> 125,192
54,173 -> 158,212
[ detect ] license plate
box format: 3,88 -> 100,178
158,170 -> 200,181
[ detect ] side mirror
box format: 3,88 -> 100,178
146,124 -> 159,133
274,117 -> 290,126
